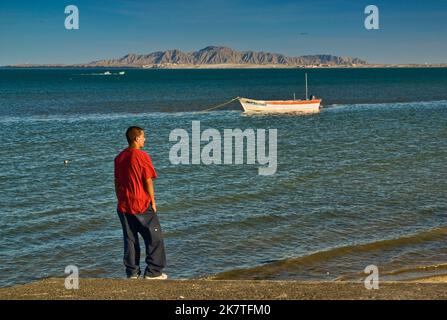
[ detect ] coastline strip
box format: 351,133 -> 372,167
1,278 -> 446,300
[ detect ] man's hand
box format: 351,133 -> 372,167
151,201 -> 157,213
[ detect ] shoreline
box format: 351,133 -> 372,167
1,276 -> 446,300
2,64 -> 447,69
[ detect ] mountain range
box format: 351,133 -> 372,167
85,46 -> 367,67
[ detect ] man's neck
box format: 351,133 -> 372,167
129,143 -> 141,150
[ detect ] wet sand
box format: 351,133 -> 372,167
1,277 -> 446,300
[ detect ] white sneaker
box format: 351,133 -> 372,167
144,273 -> 168,280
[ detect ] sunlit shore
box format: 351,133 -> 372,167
1,277 -> 446,300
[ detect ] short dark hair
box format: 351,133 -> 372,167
126,126 -> 144,145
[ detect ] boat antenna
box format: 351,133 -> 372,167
305,73 -> 308,100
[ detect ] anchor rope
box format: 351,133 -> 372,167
198,97 -> 240,112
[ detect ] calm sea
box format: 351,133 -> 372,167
0,68 -> 446,287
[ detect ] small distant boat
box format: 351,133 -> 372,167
103,71 -> 112,75
238,97 -> 321,113
119,71 -> 126,75
238,73 -> 322,114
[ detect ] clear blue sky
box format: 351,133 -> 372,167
1,0 -> 446,65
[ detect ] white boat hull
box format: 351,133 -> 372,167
238,97 -> 321,114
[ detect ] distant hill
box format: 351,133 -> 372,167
84,46 -> 367,67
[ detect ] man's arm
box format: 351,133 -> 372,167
114,179 -> 120,200
143,177 -> 157,213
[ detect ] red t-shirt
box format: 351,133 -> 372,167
114,148 -> 157,214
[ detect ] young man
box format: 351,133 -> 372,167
114,126 -> 167,279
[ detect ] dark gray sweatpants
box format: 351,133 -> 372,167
117,206 -> 166,277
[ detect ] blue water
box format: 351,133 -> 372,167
0,68 -> 446,287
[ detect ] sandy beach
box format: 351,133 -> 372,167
1,277 -> 446,300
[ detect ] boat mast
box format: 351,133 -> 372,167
305,73 -> 308,100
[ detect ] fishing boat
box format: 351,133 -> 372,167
238,73 -> 322,113
238,97 -> 321,113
